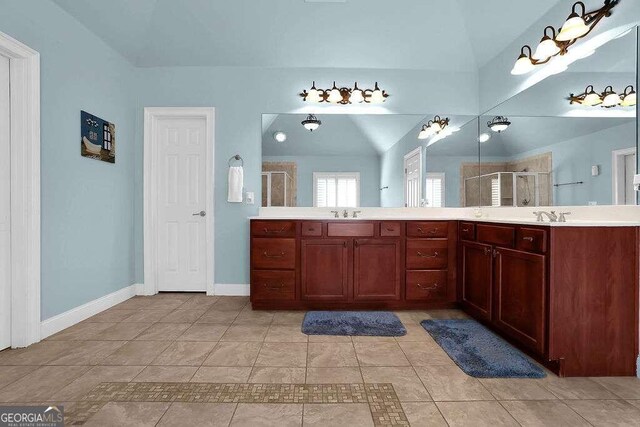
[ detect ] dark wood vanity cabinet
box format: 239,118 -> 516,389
353,239 -> 402,301
460,241 -> 493,322
301,239 -> 349,301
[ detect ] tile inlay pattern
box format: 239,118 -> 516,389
67,382 -> 408,425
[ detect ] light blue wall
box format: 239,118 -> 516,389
263,155 -> 381,207
0,0 -> 137,319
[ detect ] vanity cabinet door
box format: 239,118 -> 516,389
493,247 -> 546,355
301,239 -> 349,301
353,239 -> 401,301
461,241 -> 493,322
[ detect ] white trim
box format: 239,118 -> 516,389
134,283 -> 145,295
612,147 -> 636,205
143,107 -> 215,296
214,283 -> 250,296
403,146 -> 422,207
0,31 -> 41,348
40,285 -> 137,339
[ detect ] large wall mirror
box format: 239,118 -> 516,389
478,26 -> 638,207
261,114 -> 477,208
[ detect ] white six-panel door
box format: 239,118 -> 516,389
155,116 -> 209,292
0,55 -> 11,350
404,147 -> 422,208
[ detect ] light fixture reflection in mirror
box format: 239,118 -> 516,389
301,114 -> 321,131
273,131 -> 287,142
478,133 -> 491,143
487,116 -> 511,133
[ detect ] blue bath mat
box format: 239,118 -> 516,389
302,311 -> 407,336
420,319 -> 545,378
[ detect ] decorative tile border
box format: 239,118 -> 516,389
66,382 -> 409,426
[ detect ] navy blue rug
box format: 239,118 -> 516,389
420,319 -> 545,378
302,311 -> 407,336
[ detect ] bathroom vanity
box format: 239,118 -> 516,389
250,217 -> 640,377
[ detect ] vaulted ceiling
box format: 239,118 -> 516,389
51,0 -> 561,69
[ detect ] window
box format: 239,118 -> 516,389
313,172 -> 360,208
491,178 -> 500,207
425,173 -> 445,207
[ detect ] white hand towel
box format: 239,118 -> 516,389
228,166 -> 244,203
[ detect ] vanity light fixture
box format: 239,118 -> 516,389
418,116 -> 449,140
301,114 -> 322,132
569,85 -> 636,108
511,0 -> 618,76
487,116 -> 511,133
273,131 -> 287,142
299,81 -> 389,104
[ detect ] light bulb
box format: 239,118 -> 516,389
350,89 -> 364,103
328,88 -> 342,103
556,14 -> 589,42
306,88 -> 321,103
511,53 -> 535,75
532,37 -> 560,60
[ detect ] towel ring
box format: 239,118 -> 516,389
228,154 -> 243,167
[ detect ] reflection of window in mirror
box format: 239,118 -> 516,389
425,173 -> 445,207
313,172 -> 360,208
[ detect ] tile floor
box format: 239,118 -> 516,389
0,293 -> 639,426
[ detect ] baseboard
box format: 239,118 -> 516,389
214,283 -> 250,296
134,283 -> 145,295
40,284 -> 137,339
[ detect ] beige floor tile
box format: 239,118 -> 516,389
265,325 -> 308,342
151,341 -> 216,366
96,323 -> 153,340
536,376 -> 618,399
177,324 -> 228,341
85,309 -> 137,323
354,342 -> 410,367
158,309 -> 207,323
305,367 -> 363,384
157,403 -> 236,427
307,335 -> 352,343
564,399 -> 640,426
401,402 -> 447,426
220,325 -> 269,342
590,377 -> 640,399
45,340 -> 126,365
395,324 -> 430,342
415,365 -> 494,401
196,310 -> 240,324
133,366 -> 197,382
233,310 -> 275,325
255,343 -> 307,367
0,366 -> 35,389
47,322 -> 116,341
361,367 -> 431,402
480,378 -> 557,400
55,366 -> 144,400
176,296 -> 219,310
424,309 -> 470,320
627,399 -> 640,409
436,401 -> 519,427
100,340 -> 171,366
398,340 -> 454,366
230,403 -> 302,427
121,309 -> 173,323
351,336 -> 397,343
272,311 -> 306,325
0,341 -> 72,365
0,366 -> 90,402
134,323 -> 191,340
203,342 -> 262,366
211,297 -> 249,312
113,297 -> 158,310
394,312 -> 421,325
303,403 -> 373,426
85,401 -> 170,427
191,366 -> 252,383
501,400 -> 590,426
308,342 -> 358,367
249,367 -> 306,383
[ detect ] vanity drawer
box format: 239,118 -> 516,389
327,222 -> 374,237
516,227 -> 547,254
407,221 -> 449,238
251,221 -> 296,238
459,222 -> 476,241
406,270 -> 448,301
301,222 -> 322,237
406,240 -> 448,269
380,222 -> 402,237
477,224 -> 515,248
251,270 -> 295,301
251,238 -> 296,269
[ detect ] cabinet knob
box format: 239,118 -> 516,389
483,247 -> 491,256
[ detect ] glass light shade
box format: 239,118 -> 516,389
418,125 -> 432,140
533,37 -> 560,60
303,122 -> 320,131
273,131 -> 287,142
369,89 -> 384,104
350,89 -> 364,103
306,88 -> 321,103
490,123 -> 509,132
327,88 -> 342,103
601,92 -> 620,107
431,122 -> 442,133
478,133 -> 491,143
582,92 -> 603,106
621,92 -> 636,107
556,15 -> 589,42
511,54 -> 535,75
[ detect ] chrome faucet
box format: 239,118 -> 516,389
342,209 -> 349,218
330,210 -> 339,218
352,211 -> 362,218
558,212 -> 571,222
533,210 -> 558,222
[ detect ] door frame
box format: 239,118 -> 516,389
611,147 -> 636,204
403,146 -> 422,207
0,31 -> 41,348
143,107 -> 215,296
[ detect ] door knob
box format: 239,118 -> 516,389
192,211 -> 206,217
